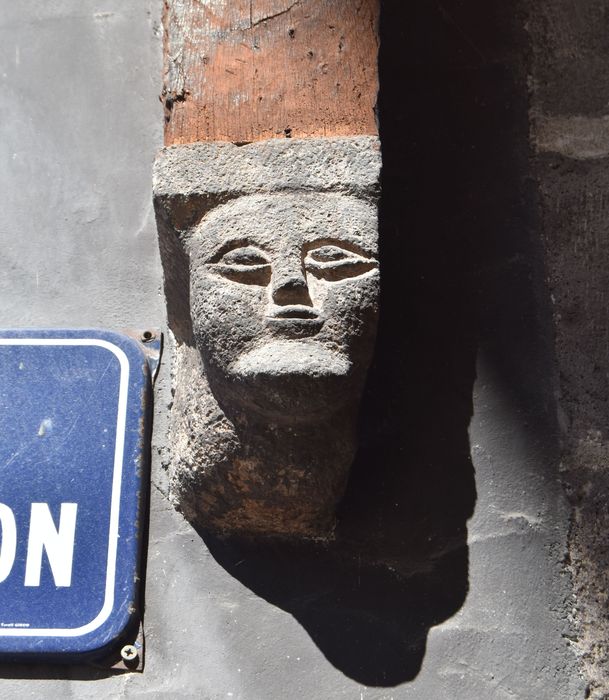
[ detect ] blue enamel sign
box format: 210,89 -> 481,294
0,329 -> 154,661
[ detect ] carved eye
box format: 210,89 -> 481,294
220,247 -> 269,266
305,245 -> 377,281
208,246 -> 271,285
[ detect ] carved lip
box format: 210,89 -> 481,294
268,305 -> 321,320
265,306 -> 325,335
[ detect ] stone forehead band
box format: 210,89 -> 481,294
153,136 -> 382,236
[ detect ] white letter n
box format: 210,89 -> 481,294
25,503 -> 78,587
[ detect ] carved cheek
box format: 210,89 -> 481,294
319,272 -> 380,347
191,272 -> 268,362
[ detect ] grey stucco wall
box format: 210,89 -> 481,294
0,1 -> 588,698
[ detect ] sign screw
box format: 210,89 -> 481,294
121,644 -> 139,663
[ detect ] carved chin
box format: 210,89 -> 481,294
215,341 -> 358,421
232,340 -> 351,377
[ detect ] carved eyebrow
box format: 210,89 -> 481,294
206,239 -> 268,264
303,238 -> 377,259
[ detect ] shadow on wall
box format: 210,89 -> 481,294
204,0 -> 539,687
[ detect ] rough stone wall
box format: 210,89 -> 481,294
529,2 -> 609,697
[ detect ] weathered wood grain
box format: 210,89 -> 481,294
162,0 -> 379,144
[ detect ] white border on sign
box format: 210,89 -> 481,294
0,338 -> 130,637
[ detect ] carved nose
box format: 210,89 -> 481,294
271,270 -> 313,306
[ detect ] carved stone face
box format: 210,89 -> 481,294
189,192 -> 379,420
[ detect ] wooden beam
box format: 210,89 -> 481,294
162,0 -> 379,145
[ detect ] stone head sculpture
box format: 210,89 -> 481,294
154,137 -> 381,538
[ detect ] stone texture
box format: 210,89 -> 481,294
528,2 -> 609,696
153,136 -> 381,229
154,137 -> 381,537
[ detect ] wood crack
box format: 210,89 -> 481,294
250,0 -> 302,29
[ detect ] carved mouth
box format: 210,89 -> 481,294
266,306 -> 324,336
268,306 -> 320,320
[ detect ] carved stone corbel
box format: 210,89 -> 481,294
153,136 -> 380,538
